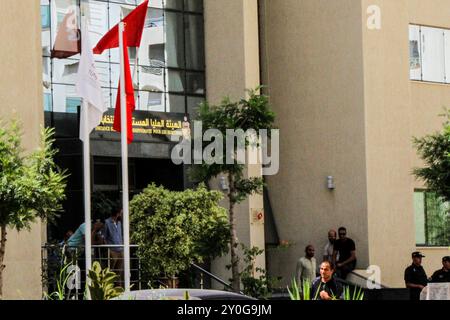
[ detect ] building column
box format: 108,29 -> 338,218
204,0 -> 265,288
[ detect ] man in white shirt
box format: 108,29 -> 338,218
296,245 -> 317,285
323,229 -> 337,262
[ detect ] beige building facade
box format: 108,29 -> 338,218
1,0 -> 450,298
0,0 -> 44,299
260,0 -> 450,288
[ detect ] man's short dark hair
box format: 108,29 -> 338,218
321,260 -> 335,270
338,227 -> 347,233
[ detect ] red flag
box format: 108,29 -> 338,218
93,0 -> 149,54
113,30 -> 135,144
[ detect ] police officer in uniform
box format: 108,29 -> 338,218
430,256 -> 450,283
404,251 -> 428,300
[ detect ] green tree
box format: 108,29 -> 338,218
413,110 -> 450,245
192,87 -> 276,292
130,184 -> 229,282
0,121 -> 67,299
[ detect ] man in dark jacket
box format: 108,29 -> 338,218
404,251 -> 428,300
311,261 -> 343,300
332,226 -> 357,280
430,256 -> 450,283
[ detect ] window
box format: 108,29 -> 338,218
409,24 -> 450,83
43,0 -> 205,115
414,190 -> 450,246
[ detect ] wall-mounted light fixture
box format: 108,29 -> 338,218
327,176 -> 335,190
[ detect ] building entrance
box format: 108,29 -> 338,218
48,156 -> 184,243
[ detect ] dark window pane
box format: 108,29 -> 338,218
165,12 -> 184,68
186,72 -> 204,94
167,94 -> 185,113
165,0 -> 183,10
94,163 -> 119,186
185,14 -> 204,70
168,69 -> 185,93
187,96 -> 204,118
184,0 -> 203,13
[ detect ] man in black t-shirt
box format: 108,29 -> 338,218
311,261 -> 343,300
430,256 -> 450,283
332,226 -> 357,280
404,251 -> 428,300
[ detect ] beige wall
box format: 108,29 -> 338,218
204,0 -> 265,287
260,0 -> 450,288
361,0 -> 415,287
407,0 -> 450,282
0,0 -> 44,299
261,0 -> 369,286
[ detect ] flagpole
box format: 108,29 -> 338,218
119,21 -> 131,292
81,15 -> 92,297
82,99 -> 92,291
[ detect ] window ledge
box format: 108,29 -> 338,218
410,80 -> 450,87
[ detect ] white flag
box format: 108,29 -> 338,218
76,18 -> 106,142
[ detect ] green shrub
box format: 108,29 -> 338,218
130,183 -> 230,281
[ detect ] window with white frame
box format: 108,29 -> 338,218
409,24 -> 450,83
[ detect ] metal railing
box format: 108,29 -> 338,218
42,244 -> 247,298
41,244 -> 143,299
190,263 -> 244,295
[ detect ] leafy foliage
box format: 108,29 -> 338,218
44,262 -> 77,300
238,244 -> 280,299
0,120 -> 67,297
191,87 -> 275,188
130,184 -> 230,280
287,278 -> 364,300
413,110 -> 450,245
343,285 -> 365,301
413,110 -> 450,202
191,87 -> 276,292
287,278 -> 311,300
87,261 -> 124,300
0,122 -> 67,229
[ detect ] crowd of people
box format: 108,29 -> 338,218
295,226 -> 449,300
296,226 -> 357,300
61,206 -> 124,282
404,252 -> 450,300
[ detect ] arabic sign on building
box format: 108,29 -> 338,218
94,110 -> 184,138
